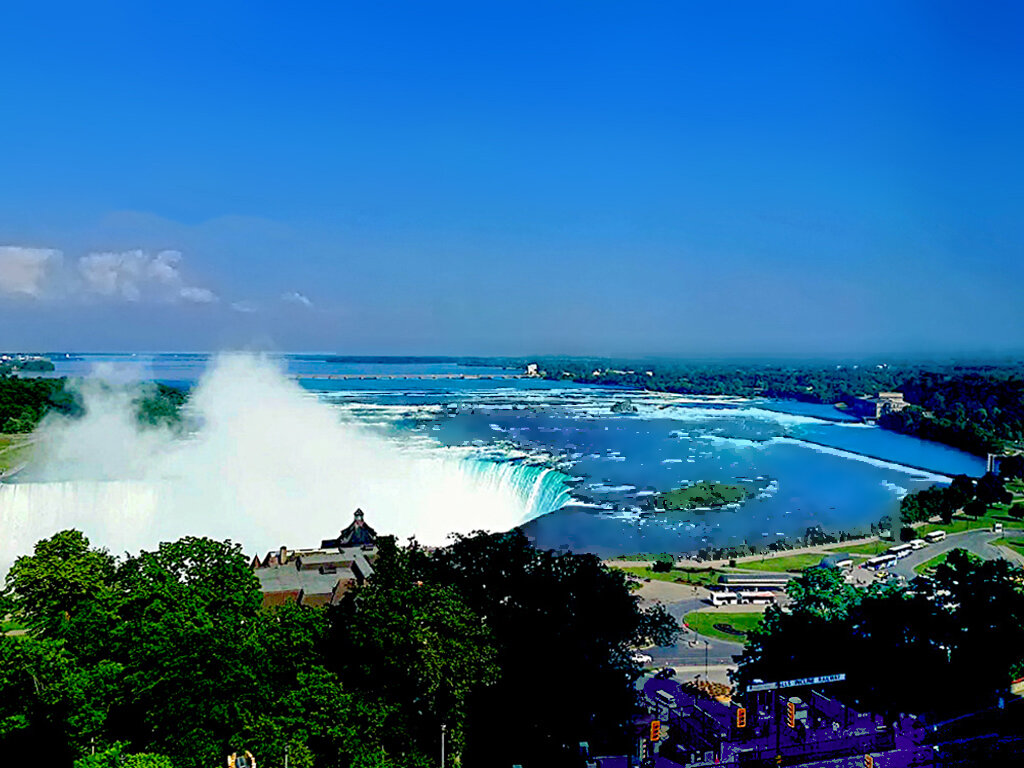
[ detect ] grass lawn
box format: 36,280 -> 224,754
991,537 -> 1024,553
611,553 -> 675,562
914,550 -> 983,576
733,552 -> 868,573
617,565 -> 722,587
0,433 -> 33,474
683,611 -> 764,643
1,619 -> 27,633
832,540 -> 891,556
918,510 -> 1024,537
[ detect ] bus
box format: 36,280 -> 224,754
924,530 -> 947,543
709,591 -> 739,607
738,590 -> 775,605
909,539 -> 927,550
865,554 -> 898,570
886,544 -> 913,559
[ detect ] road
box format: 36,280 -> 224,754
644,593 -> 745,668
891,528 -> 1024,579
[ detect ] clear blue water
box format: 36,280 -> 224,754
41,353 -> 987,556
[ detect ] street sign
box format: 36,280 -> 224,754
746,673 -> 846,693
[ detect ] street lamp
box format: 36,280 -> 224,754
704,640 -> 710,678
441,723 -> 447,767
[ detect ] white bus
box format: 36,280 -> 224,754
887,543 -> 913,559
738,591 -> 775,605
709,591 -> 739,607
924,530 -> 947,543
865,554 -> 898,570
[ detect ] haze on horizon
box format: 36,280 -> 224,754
0,3 -> 1021,358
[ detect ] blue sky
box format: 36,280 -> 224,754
0,2 -> 1021,356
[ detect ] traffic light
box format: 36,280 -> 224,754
864,756 -> 873,768
786,701 -> 796,728
650,719 -> 661,742
736,707 -> 747,729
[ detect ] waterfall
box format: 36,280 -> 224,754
0,458 -> 571,575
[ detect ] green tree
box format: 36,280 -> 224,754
412,530 -> 679,766
3,530 -> 118,640
964,498 -> 987,520
976,472 -> 1012,506
1000,454 -> 1024,480
330,541 -> 496,765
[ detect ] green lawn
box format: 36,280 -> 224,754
733,552 -> 868,573
914,550 -> 983,576
0,434 -> 33,474
1,619 -> 27,633
616,565 -> 723,587
991,536 -> 1024,553
683,611 -> 764,643
831,540 -> 890,556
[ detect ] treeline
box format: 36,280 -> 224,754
514,358 -> 1024,456
737,551 -> 1024,718
897,458 -> 1023,535
879,371 -> 1024,454
0,529 -> 677,768
0,376 -> 186,434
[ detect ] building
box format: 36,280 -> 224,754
850,391 -> 909,422
252,509 -> 378,609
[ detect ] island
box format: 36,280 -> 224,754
649,481 -> 749,510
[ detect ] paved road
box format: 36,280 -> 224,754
891,529 -> 1024,579
645,594 -> 745,667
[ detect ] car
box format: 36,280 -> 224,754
654,667 -> 677,679
631,652 -> 654,665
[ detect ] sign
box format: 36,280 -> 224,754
746,673 -> 846,693
735,707 -> 746,729
786,701 -> 796,728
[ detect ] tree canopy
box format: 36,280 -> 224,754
2,528 -> 677,767
736,550 -> 1024,718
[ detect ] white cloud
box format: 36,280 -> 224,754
281,291 -> 313,308
0,246 -> 62,297
179,286 -> 218,304
3,244 -> 219,307
78,249 -> 204,303
231,300 -> 258,313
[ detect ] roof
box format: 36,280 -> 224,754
256,566 -> 343,596
295,552 -> 355,569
